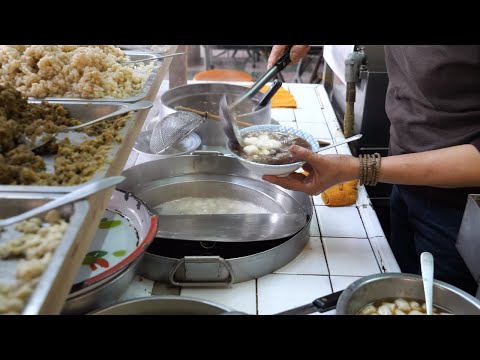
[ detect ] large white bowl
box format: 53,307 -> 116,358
226,125 -> 320,177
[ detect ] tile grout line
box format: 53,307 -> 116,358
355,205 -> 382,272
314,204 -> 334,293
255,278 -> 259,315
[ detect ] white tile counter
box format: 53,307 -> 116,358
119,81 -> 400,315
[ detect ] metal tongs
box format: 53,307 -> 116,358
219,45 -> 293,146
0,176 -> 125,228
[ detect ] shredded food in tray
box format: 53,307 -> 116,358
0,45 -> 154,98
0,210 -> 67,315
0,85 -> 128,185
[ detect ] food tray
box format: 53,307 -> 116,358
27,50 -> 163,103
0,100 -> 149,193
0,192 -> 89,314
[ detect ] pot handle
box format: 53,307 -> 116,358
312,290 -> 343,312
276,290 -> 343,315
190,150 -> 225,156
169,256 -> 235,287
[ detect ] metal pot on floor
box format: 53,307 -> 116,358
118,153 -> 312,287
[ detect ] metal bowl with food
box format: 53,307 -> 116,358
336,273 -> 480,315
227,125 -> 320,177
276,272 -> 480,315
160,83 -> 272,146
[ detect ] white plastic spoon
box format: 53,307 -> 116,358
420,252 -> 434,315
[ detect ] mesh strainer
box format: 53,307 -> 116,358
149,111 -> 206,154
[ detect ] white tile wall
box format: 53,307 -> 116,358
274,237 -> 329,275
257,274 -> 332,314
294,109 -> 327,123
316,206 -> 367,238
297,122 -> 331,139
336,144 -> 352,155
271,108 -> 296,122
317,146 -> 337,155
369,236 -> 401,273
323,237 -> 381,276
181,279 -> 257,315
313,196 -> 327,206
289,87 -> 322,110
356,186 -> 371,207
330,276 -> 362,292
326,121 -> 343,136
359,204 -> 386,238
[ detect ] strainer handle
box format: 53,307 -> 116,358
65,100 -> 153,131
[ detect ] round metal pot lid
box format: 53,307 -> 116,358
69,189 -> 158,294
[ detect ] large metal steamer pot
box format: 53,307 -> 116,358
119,154 -> 312,287
160,83 -> 272,146
336,273 -> 480,315
90,296 -> 234,315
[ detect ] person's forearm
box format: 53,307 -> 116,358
377,144 -> 480,187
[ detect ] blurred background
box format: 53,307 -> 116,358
185,45 -> 324,83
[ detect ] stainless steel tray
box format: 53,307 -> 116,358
0,192 -> 89,314
0,100 -> 145,193
27,50 -> 162,103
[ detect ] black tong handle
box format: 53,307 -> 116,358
231,45 -> 293,108
255,79 -> 283,110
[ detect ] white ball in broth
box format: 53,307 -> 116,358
243,145 -> 260,155
244,136 -> 259,146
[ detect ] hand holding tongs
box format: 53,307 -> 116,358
219,46 -> 293,145
230,45 -> 293,109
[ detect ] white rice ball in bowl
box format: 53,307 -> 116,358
226,125 -> 320,177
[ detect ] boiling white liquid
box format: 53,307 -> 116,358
155,197 -> 270,215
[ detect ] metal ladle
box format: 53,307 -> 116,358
27,100 -> 153,152
420,251 -> 434,315
0,176 -> 125,228
119,52 -> 186,65
314,134 -> 362,153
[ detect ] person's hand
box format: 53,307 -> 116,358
267,45 -> 311,69
262,145 -> 359,196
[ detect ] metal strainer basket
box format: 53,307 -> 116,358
149,111 -> 206,154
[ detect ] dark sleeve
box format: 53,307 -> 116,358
472,138 -> 480,152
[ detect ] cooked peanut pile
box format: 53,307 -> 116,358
0,85 -> 127,185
